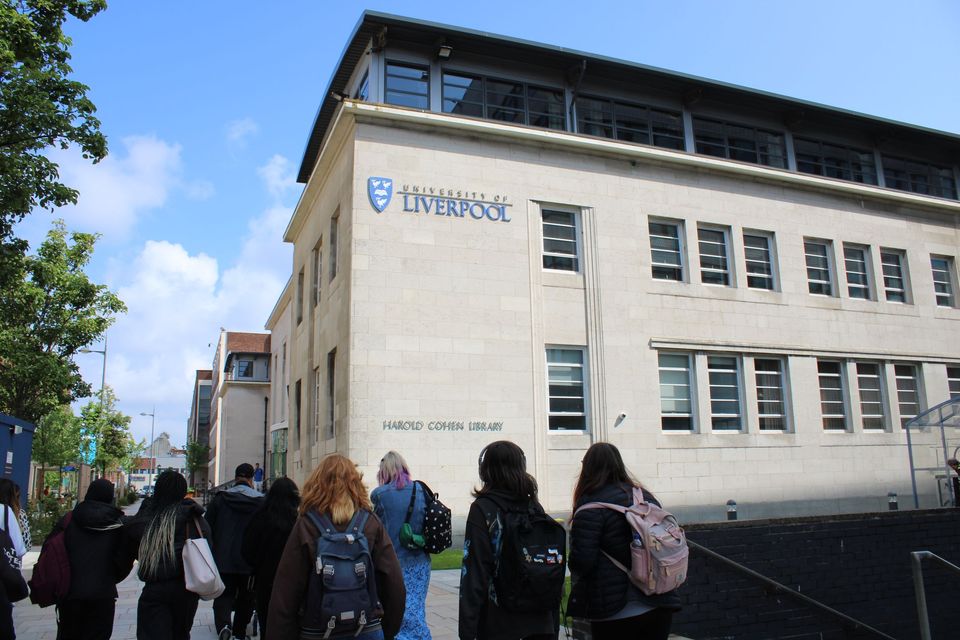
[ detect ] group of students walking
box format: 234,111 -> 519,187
10,440 -> 681,640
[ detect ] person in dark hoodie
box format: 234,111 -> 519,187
567,442 -> 681,640
240,477 -> 299,640
124,469 -> 210,640
459,440 -> 558,640
54,479 -> 133,640
206,463 -> 265,640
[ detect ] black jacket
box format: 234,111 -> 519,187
61,500 -> 132,600
240,508 -> 295,597
124,499 -> 211,584
459,490 -> 558,640
567,483 -> 681,619
204,484 -> 264,574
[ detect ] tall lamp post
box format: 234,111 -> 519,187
140,408 -> 156,490
79,335 -> 108,482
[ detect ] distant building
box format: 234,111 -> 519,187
268,12 -> 960,521
129,432 -> 187,491
264,278 -> 293,481
208,330 -> 271,486
186,369 -> 213,488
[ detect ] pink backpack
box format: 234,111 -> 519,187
575,486 -> 688,595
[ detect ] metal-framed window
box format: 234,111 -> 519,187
329,211 -> 339,282
843,244 -> 871,299
296,268 -> 304,324
693,117 -> 787,168
881,250 -> 907,303
354,70 -> 370,101
755,358 -> 786,431
698,227 -> 730,286
658,353 -> 693,432
794,137 -> 878,185
881,155 -> 957,200
541,209 -> 580,272
575,96 -> 684,150
326,349 -> 336,439
744,232 -> 775,290
385,62 -> 429,109
948,366 -> 960,400
312,239 -> 322,308
818,360 -> 847,431
649,220 -> 684,281
442,72 -> 565,130
895,364 -> 920,428
856,362 -> 886,430
708,355 -> 742,431
237,359 -> 254,379
313,367 -> 321,442
546,347 -> 588,431
931,256 -> 956,307
805,240 -> 833,296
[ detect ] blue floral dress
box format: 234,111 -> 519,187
372,481 -> 433,640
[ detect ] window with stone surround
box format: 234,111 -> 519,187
931,255 -> 956,307
818,360 -> 847,431
755,358 -> 787,430
744,232 -> 775,290
881,250 -> 907,303
948,366 -> 960,400
698,226 -> 731,286
659,352 -> 693,431
649,219 -> 685,281
546,347 -> 587,431
805,240 -> 834,296
843,244 -> 871,300
708,355 -> 742,431
541,209 -> 580,272
895,364 -> 920,427
856,362 -> 886,430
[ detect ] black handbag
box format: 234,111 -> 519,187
0,508 -> 28,602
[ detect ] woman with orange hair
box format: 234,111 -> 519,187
267,454 -> 405,640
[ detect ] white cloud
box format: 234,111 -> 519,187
51,135 -> 183,237
257,154 -> 296,199
226,117 -> 259,147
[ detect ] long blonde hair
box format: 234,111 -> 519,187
300,454 -> 372,524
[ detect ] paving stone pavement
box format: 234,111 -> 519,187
13,500 -> 462,640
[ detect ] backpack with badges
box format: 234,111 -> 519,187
483,495 -> 566,612
417,482 -> 452,554
301,510 -> 380,639
575,486 -> 688,595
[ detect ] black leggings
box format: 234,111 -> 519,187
590,609 -> 673,640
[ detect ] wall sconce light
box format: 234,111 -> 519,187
437,44 -> 453,60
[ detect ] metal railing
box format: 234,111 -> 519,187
911,550 -> 960,640
689,540 -> 897,639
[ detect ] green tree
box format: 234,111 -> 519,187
0,220 -> 125,423
0,0 -> 107,242
78,385 -> 136,475
31,403 -> 81,496
185,437 -> 209,486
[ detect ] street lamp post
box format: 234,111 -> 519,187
79,335 -> 108,481
140,408 -> 156,490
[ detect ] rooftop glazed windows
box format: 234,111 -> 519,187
575,96 -> 684,150
882,155 -> 957,200
442,72 -> 565,130
794,138 -> 878,185
693,117 -> 787,168
385,62 -> 429,109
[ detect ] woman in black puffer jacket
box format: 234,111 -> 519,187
567,443 -> 680,640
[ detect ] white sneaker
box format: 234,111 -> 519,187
218,626 -> 232,640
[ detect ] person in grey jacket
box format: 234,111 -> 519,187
205,463 -> 265,640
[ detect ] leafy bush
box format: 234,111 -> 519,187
28,495 -> 71,542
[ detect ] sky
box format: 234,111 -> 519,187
13,0 -> 960,450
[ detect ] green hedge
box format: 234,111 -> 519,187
27,496 -> 71,543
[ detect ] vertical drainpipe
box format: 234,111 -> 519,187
567,60 -> 587,133
263,396 -> 269,482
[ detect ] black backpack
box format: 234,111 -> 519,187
417,481 -> 452,554
301,510 -> 380,639
483,495 -> 566,612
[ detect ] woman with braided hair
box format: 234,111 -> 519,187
123,469 -> 211,640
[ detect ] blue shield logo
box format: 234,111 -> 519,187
368,177 -> 393,213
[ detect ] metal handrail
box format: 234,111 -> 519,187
911,550 -> 960,640
689,540 -> 897,640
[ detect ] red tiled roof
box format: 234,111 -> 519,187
226,332 -> 270,354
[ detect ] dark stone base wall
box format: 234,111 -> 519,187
668,509 -> 960,639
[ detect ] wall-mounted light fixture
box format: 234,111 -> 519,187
437,44 -> 453,60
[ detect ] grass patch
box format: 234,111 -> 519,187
430,547 -> 463,570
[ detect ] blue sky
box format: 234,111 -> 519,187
16,0 -> 960,449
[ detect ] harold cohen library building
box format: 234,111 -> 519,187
271,11 -> 960,522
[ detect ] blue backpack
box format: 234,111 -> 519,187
301,510 -> 381,639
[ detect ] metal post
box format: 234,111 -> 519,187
887,492 -> 898,511
726,499 -> 737,520
906,422 -> 920,509
912,551 -> 932,640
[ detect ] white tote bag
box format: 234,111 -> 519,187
182,517 -> 225,600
